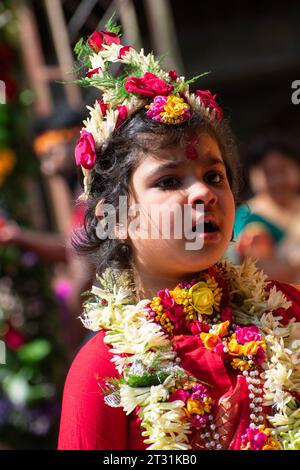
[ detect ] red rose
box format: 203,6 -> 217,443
168,69 -> 178,81
124,72 -> 174,98
75,130 -> 96,169
115,105 -> 127,129
86,66 -> 102,78
118,45 -> 132,59
87,30 -> 120,53
97,99 -> 108,116
195,89 -> 223,120
188,320 -> 210,335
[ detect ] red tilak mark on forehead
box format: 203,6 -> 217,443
185,134 -> 199,160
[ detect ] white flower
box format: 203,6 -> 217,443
149,384 -> 169,403
89,52 -> 105,72
105,319 -> 170,354
120,384 -> 151,415
140,401 -> 191,450
98,43 -> 123,62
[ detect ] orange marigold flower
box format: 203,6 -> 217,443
200,332 -> 221,350
242,340 -> 266,356
227,335 -> 244,356
212,320 -> 230,337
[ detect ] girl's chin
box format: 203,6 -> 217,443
179,243 -> 227,266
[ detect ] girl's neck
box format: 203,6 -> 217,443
132,264 -> 207,300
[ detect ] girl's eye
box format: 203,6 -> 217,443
155,176 -> 182,190
205,172 -> 225,184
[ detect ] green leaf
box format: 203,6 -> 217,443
126,370 -> 169,387
105,13 -> 122,36
17,339 -> 51,363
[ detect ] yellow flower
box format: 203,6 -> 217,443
186,398 -> 203,415
231,358 -> 252,371
227,335 -> 243,356
161,95 -> 190,124
200,332 -> 220,350
189,282 -> 215,315
212,320 -> 230,338
242,340 -> 266,356
262,437 -> 281,450
186,397 -> 213,415
203,396 -> 213,413
170,287 -> 188,305
204,274 -> 222,311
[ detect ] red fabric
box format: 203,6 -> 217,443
58,281 -> 300,450
58,330 -> 146,450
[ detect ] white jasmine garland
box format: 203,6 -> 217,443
81,258 -> 300,450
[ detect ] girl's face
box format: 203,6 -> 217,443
127,132 -> 235,281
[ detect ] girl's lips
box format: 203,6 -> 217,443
202,230 -> 222,242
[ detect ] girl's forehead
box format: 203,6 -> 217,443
138,133 -> 223,171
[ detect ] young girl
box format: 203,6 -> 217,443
58,25 -> 300,451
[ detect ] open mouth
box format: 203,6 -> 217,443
192,220 -> 220,233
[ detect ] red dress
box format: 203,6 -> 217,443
58,281 -> 300,450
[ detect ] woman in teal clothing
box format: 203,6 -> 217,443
234,135 -> 300,283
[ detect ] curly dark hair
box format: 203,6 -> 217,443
72,108 -> 240,272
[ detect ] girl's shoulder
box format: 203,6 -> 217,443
66,330 -> 118,387
58,330 -> 127,450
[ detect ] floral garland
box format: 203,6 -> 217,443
81,258 -> 300,450
72,20 -> 222,198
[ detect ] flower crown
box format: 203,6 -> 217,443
73,20 -> 223,198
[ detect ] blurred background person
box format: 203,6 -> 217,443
0,106 -> 94,356
234,134 -> 300,284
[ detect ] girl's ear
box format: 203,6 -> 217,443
95,199 -> 127,241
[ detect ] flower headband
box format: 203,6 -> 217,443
73,20 -> 223,198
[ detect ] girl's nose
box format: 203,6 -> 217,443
187,182 -> 217,207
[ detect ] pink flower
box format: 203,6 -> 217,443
191,383 -> 208,401
188,321 -> 209,335
191,414 -> 209,428
146,95 -> 167,121
158,289 -> 175,309
214,341 -> 225,356
118,45 -> 131,59
169,389 -> 190,403
195,89 -> 223,120
167,304 -> 184,322
242,427 -> 268,450
87,30 -> 120,53
254,345 -> 266,366
115,105 -> 127,129
168,69 -> 178,81
124,72 -> 174,98
86,66 -> 102,78
97,99 -> 108,117
236,325 -> 262,344
75,130 -> 96,169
